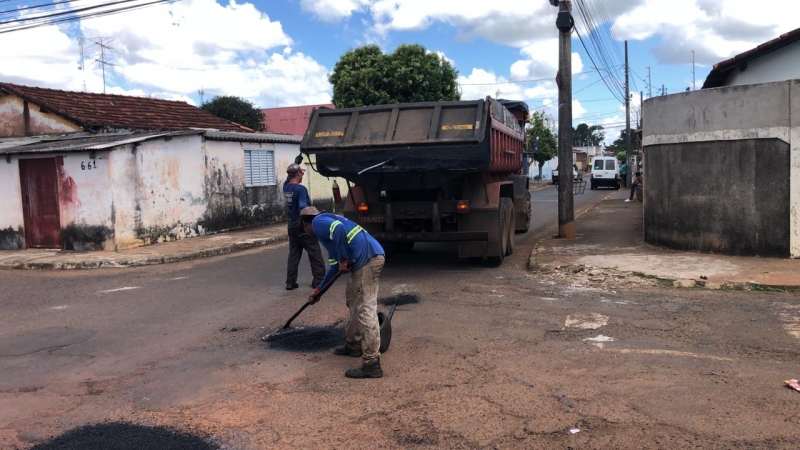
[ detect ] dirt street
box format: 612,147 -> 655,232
2,188 -> 800,449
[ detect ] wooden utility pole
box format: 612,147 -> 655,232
556,0 -> 574,239
625,40 -> 632,187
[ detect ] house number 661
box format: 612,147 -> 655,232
81,161 -> 97,170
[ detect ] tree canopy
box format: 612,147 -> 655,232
526,111 -> 557,182
201,96 -> 265,131
329,44 -> 460,108
572,122 -> 605,146
606,128 -> 641,160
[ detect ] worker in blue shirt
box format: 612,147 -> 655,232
283,164 -> 325,290
300,206 -> 386,379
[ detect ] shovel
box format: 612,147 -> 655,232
261,271 -> 345,341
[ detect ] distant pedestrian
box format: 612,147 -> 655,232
283,164 -> 325,290
300,207 -> 387,379
620,162 -> 628,187
625,171 -> 643,203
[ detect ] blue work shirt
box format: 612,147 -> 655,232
620,163 -> 627,175
312,213 -> 385,289
283,181 -> 310,228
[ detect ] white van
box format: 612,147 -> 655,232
590,157 -> 620,190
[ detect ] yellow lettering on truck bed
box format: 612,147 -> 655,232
441,124 -> 474,130
315,131 -> 344,137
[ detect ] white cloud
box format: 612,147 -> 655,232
0,0 -> 332,107
300,0 -> 369,22
613,0 -> 800,65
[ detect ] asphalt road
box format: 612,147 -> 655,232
3,185 -> 798,449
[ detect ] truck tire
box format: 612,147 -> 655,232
516,194 -> 531,234
396,242 -> 414,253
486,203 -> 506,267
502,198 -> 515,256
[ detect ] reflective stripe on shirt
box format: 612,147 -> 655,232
347,225 -> 364,243
329,259 -> 338,266
329,220 -> 342,239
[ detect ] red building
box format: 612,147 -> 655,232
261,104 -> 334,135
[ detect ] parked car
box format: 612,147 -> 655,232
552,164 -> 581,184
590,157 -> 620,190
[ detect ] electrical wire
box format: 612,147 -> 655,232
0,0 -> 177,33
0,0 -> 80,15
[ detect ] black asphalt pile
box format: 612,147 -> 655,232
380,294 -> 420,307
265,325 -> 344,353
30,422 -> 218,450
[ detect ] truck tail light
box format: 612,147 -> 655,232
358,202 -> 369,214
456,200 -> 470,214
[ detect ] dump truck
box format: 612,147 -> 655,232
299,97 -> 532,266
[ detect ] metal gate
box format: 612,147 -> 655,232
19,158 -> 61,248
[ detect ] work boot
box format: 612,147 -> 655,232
345,359 -> 383,379
334,344 -> 362,357
286,283 -> 299,290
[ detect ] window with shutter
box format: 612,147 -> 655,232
244,149 -> 276,187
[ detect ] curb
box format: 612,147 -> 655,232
526,189 -> 619,272
529,184 -> 552,192
1,235 -> 288,270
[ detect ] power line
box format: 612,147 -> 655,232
0,0 -> 177,34
0,0 -> 80,15
458,69 -> 598,86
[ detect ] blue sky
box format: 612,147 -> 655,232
1,0 -> 798,142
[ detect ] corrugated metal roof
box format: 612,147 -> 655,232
0,131 -> 201,155
204,131 -> 302,144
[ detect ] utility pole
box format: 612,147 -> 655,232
78,36 -> 86,92
625,40 -> 631,187
89,37 -> 115,94
646,66 -> 652,98
198,87 -> 205,105
692,50 -> 696,91
639,90 -> 643,129
554,0 -> 574,239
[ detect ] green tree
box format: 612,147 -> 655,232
329,44 -> 460,108
572,122 -> 605,146
527,111 -> 557,184
606,128 -> 640,160
201,96 -> 266,131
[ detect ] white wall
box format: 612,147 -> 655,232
56,151 -> 114,251
0,157 -> 24,249
726,42 -> 800,87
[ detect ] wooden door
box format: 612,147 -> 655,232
19,158 -> 61,248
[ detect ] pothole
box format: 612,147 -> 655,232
264,325 -> 345,353
379,294 -> 420,307
29,422 -> 218,450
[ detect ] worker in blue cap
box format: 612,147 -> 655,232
300,206 -> 386,379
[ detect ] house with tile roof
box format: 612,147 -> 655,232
0,82 -> 252,137
0,84 -> 345,251
702,27 -> 800,89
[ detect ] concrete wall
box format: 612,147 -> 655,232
0,157 -> 25,249
0,94 -> 81,137
56,151 -> 114,251
643,79 -> 800,257
726,42 -> 800,87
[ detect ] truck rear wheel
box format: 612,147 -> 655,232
502,198 -> 514,256
486,201 -> 507,267
516,194 -> 531,234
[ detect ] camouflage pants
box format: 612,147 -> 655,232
345,255 -> 385,364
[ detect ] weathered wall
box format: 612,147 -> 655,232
726,42 -> 800,87
643,79 -> 799,257
302,152 -> 349,214
0,157 -> 25,249
56,152 -> 114,251
0,94 -> 81,137
644,140 -> 790,257
131,135 -> 208,245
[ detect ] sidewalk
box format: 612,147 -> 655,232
0,224 -> 287,270
529,190 -> 800,289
